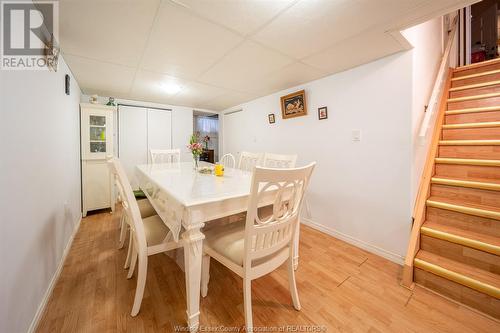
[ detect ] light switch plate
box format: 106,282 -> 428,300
352,129 -> 361,141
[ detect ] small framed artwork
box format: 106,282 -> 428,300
268,113 -> 275,124
280,90 -> 307,119
318,106 -> 328,120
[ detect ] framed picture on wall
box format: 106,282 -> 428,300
318,106 -> 328,120
268,113 -> 275,124
280,90 -> 307,119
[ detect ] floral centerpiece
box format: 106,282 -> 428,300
187,134 -> 203,169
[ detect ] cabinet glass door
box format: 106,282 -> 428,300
89,115 -> 106,153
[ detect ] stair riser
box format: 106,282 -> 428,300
452,72 -> 500,88
426,207 -> 500,237
438,146 -> 500,159
449,85 -> 500,98
414,268 -> 500,319
431,184 -> 500,208
445,110 -> 500,124
442,127 -> 500,140
420,235 -> 500,274
447,96 -> 500,110
434,164 -> 500,181
453,62 -> 500,78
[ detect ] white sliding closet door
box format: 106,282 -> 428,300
119,105 -> 148,189
147,109 -> 172,163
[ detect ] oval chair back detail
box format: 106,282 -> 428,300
219,153 -> 236,169
150,148 -> 181,164
237,151 -> 261,172
201,162 -> 316,331
262,153 -> 297,168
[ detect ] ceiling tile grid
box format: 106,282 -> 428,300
59,0 -> 479,111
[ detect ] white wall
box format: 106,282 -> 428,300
81,95 -> 214,162
402,17 -> 445,202
0,57 -> 82,333
222,52 -> 413,263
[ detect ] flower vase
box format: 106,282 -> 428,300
193,155 -> 199,170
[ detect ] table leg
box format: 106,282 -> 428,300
182,220 -> 205,332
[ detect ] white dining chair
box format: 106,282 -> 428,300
262,153 -> 297,168
108,157 -> 181,316
219,153 -> 236,169
237,151 -> 261,172
201,162 -> 316,330
109,159 -> 157,251
150,148 -> 181,164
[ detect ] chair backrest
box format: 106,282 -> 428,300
149,148 -> 181,164
243,163 -> 315,268
219,153 -> 236,169
262,153 -> 297,168
107,157 -> 148,255
237,151 -> 261,172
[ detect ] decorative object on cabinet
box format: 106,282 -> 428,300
280,90 -> 307,119
80,103 -> 115,217
106,97 -> 116,106
268,113 -> 275,124
318,106 -> 328,120
89,94 -> 98,104
65,74 -> 70,95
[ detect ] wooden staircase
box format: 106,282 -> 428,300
406,58 -> 500,319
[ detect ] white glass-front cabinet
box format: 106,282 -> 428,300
80,103 -> 115,216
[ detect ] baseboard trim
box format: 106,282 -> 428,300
301,218 -> 405,265
27,215 -> 83,333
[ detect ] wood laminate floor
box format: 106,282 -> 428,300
36,211 -> 499,332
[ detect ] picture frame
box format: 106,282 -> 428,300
280,90 -> 307,119
268,113 -> 275,124
318,106 -> 328,120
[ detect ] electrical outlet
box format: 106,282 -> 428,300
352,130 -> 361,142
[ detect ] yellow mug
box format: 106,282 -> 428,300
214,164 -> 224,176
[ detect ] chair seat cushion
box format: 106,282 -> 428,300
137,198 -> 156,218
143,215 -> 169,246
204,220 -> 246,266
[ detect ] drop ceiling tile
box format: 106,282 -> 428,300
175,0 -> 296,36
199,40 -> 294,92
140,2 -> 243,79
252,0 -> 380,60
59,0 -> 160,67
302,31 -> 404,74
251,61 -> 327,94
130,70 -> 228,107
201,91 -> 258,111
64,54 -> 136,96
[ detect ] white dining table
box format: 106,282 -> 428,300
135,161 -> 300,332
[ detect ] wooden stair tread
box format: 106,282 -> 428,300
445,105 -> 500,115
421,221 -> 500,255
447,92 -> 500,103
434,157 -> 500,166
454,58 -> 500,72
431,176 -> 500,190
452,69 -> 500,81
439,140 -> 500,146
427,196 -> 500,220
449,80 -> 500,92
415,250 -> 500,298
442,121 -> 500,129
